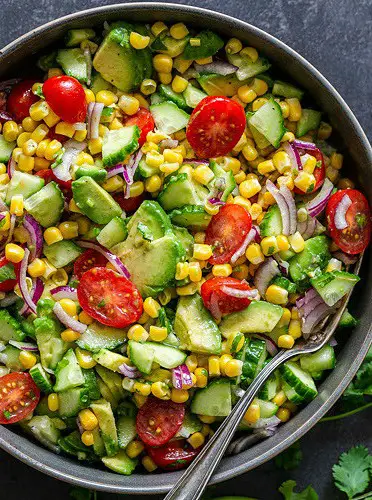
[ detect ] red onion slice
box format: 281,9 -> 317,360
183,159 -> 209,166
106,164 -> 124,179
273,254 -> 289,275
279,185 -> 297,234
18,248 -> 38,314
4,213 -> 16,246
76,240 -> 130,279
194,60 -> 238,76
220,286 -> 259,299
19,277 -> 44,316
266,180 -> 290,235
209,291 -> 222,321
334,194 -> 352,230
0,197 -> 8,212
7,157 -> 16,179
0,292 -> 18,307
88,102 -> 104,140
301,302 -> 333,337
124,150 -> 143,199
231,228 -> 256,264
53,302 -> 87,334
53,140 -> 86,182
23,214 -> 43,261
172,364 -> 192,389
306,178 -> 333,218
254,257 -> 280,297
9,340 -> 38,351
293,139 -> 317,151
118,362 -> 141,378
51,286 -> 78,301
283,141 -> 302,170
255,334 -> 279,356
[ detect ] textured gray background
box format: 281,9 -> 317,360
0,0 -> 371,499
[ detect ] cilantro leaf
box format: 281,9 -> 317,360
332,446 -> 371,499
0,263 -> 16,283
137,222 -> 154,241
279,480 -> 318,500
275,441 -> 303,471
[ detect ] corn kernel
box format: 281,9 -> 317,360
28,258 -> 46,278
170,388 -> 189,403
265,284 -> 288,305
151,21 -> 167,37
129,181 -> 145,198
58,221 -> 79,240
0,163 -> 5,175
151,381 -> 170,400
88,137 -> 102,155
43,108 -> 60,128
330,152 -> 343,170
243,401 -> 260,424
234,170 -> 246,184
239,178 -> 261,199
149,326 -> 168,342
288,319 -> 302,339
294,171 -> 316,193
237,85 -> 257,104
279,101 -> 290,118
30,124 -> 49,144
19,351 -> 37,369
277,407 -> 291,422
76,347 -> 96,368
143,297 -> 161,318
195,56 -> 213,65
81,431 -> 94,446
47,393 -> 59,412
240,46 -> 259,62
232,196 -> 251,213
189,261 -> 202,282
76,216 -> 90,236
142,455 -> 157,472
288,231 -> 305,253
204,201 -> 220,215
59,298 -> 77,317
129,31 -> 150,50
128,324 -> 149,342
199,414 -> 215,424
51,268 -> 68,287
317,122 -> 332,140
192,165 -> 214,186
118,94 -> 140,115
5,243 -> 25,263
277,175 -> 294,191
219,354 -> 233,375
272,151 -> 291,174
252,97 -> 268,111
173,56 -> 193,74
193,244 -> 212,261
17,155 -> 34,172
127,440 -> 145,458
208,355 -> 220,377
300,154 -> 317,174
251,78 -> 269,96
102,175 -> 124,193
160,162 -> 180,176
260,236 -> 279,256
78,310 -> 94,326
84,88 -> 95,104
61,328 -> 81,342
133,382 -> 152,397
338,178 -> 354,190
44,227 -> 63,246
55,121 -> 76,138
250,203 -> 263,221
153,54 -> 173,73
276,235 -> 290,252
9,194 -> 24,217
176,282 -> 198,296
286,98 -> 302,122
175,262 -> 189,281
145,174 -> 162,193
212,264 -> 232,277
225,38 -> 243,54
17,132 -> 32,148
22,117 -> 38,133
188,431 -> 205,449
0,211 -> 10,232
245,243 -> 264,265
79,409 -> 98,431
272,390 -> 287,406
3,121 -> 19,142
185,355 -> 198,372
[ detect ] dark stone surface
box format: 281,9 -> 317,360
0,1 -> 371,499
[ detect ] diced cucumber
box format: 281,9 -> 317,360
76,322 -> 127,353
37,51 -> 58,71
96,216 -> 128,249
272,80 -> 304,100
208,160 -> 236,202
117,415 -> 137,449
0,309 -> 26,342
137,157 -> 159,178
310,270 -> 360,307
169,205 -> 212,230
102,450 -> 137,475
240,339 -> 267,384
0,134 -> 15,163
297,109 -> 322,137
56,49 -> 88,83
339,309 -> 358,328
259,204 -> 283,238
27,415 -> 60,451
43,240 -> 83,269
227,53 -> 271,81
248,99 -> 285,147
182,30 -> 224,60
5,171 -> 44,204
257,399 -> 278,418
150,102 -> 190,134
128,340 -> 187,373
102,126 -> 140,168
183,84 -> 207,108
191,379 -> 231,417
0,345 -> 24,371
24,182 -> 64,228
0,367 -> 9,377
127,340 -> 153,375
62,430 -> 94,459
30,363 -> 53,394
150,93 -> 166,106
258,371 -> 280,401
282,381 -> 306,404
176,412 -> 203,438
65,28 -> 96,47
54,349 -> 84,392
93,349 -> 129,373
219,301 -> 283,339
95,365 -> 125,402
58,387 -> 90,417
280,361 -> 318,401
158,84 -> 190,111
90,399 -> 119,457
300,345 -> 336,373
158,173 -> 209,211
263,324 -> 289,346
92,427 -> 106,457
34,317 -> 66,371
82,368 -> 101,401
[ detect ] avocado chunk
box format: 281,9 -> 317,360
34,316 -> 68,370
310,270 -> 360,307
102,450 -> 137,475
72,176 -> 122,224
219,301 -> 284,339
174,294 -> 222,354
197,74 -> 250,97
90,399 -> 119,457
182,30 -> 224,60
93,25 -> 151,92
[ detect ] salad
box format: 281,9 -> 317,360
0,20 -> 370,475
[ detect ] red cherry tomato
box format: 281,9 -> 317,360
125,108 -> 155,146
43,76 -> 87,123
113,192 -> 147,214
0,256 -> 18,292
294,148 -> 325,194
201,277 -> 252,317
205,204 -> 252,264
0,372 -> 40,424
146,440 -> 201,470
326,189 -> 371,254
73,249 -> 108,280
186,96 -> 246,158
6,80 -> 38,122
77,267 -> 143,328
35,169 -> 72,191
136,397 -> 185,446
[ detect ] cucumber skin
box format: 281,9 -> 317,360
102,126 -> 140,168
280,362 -> 318,401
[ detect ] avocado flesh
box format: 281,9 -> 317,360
197,74 -> 250,97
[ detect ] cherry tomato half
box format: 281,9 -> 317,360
125,108 -> 155,146
146,440 -> 201,470
136,397 -> 185,447
186,96 -> 246,158
0,372 -> 40,424
205,204 -> 252,264
6,80 -> 38,122
201,277 -> 252,317
113,192 -> 147,214
0,256 -> 18,292
294,148 -> 325,194
73,249 -> 108,280
326,189 -> 371,254
77,267 -> 143,328
43,76 -> 87,123
35,169 -> 72,191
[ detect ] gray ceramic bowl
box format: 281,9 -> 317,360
0,3 -> 371,494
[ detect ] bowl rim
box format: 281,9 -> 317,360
0,2 -> 371,494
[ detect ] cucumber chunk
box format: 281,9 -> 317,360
297,109 -> 322,137
227,53 -> 271,81
5,171 -> 44,204
158,173 -> 209,211
65,28 -> 95,47
183,84 -> 207,108
259,203 -> 282,237
95,365 -> 125,402
0,134 -> 15,163
158,84 -> 190,111
56,48 -> 88,83
128,340 -> 187,373
58,387 -> 90,417
300,345 -> 336,373
280,361 -> 318,401
27,415 -> 60,451
208,160 -> 236,202
24,182 -> 64,228
102,126 -> 140,168
76,322 -> 127,352
30,363 -> 53,394
257,399 -> 278,418
43,240 -> 83,268
272,80 -> 304,100
117,415 -> 137,449
191,379 -> 231,417
54,349 -> 85,392
310,270 -> 359,307
150,102 -> 190,134
248,99 -> 285,148
102,450 -> 137,475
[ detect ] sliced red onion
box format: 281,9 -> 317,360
254,257 -> 280,297
53,140 -> 86,182
252,225 -> 261,243
273,254 -> 289,275
86,102 -> 94,138
0,78 -> 21,91
23,214 -> 43,261
18,248 -> 37,314
266,180 -> 290,235
296,287 -> 320,310
51,286 -> 78,301
7,157 -> 16,179
83,47 -> 92,87
73,122 -> 87,131
283,141 -> 302,170
76,417 -> 84,435
194,60 -> 238,76
306,178 -> 334,218
228,428 -> 276,455
19,277 -> 44,316
209,291 -> 222,321
208,197 -> 225,206
124,150 -> 143,199
220,286 -> 258,299
172,364 -> 193,389
231,228 -> 256,264
76,240 -> 130,278
0,197 -> 8,212
329,337 -> 338,347
183,159 -> 209,166
293,139 -> 317,151
301,301 -> 334,337
9,340 -> 38,351
332,251 -> 358,266
4,214 -> 16,246
334,194 -> 352,230
255,334 -> 279,356
118,362 -> 141,378
0,292 -> 18,307
0,213 -> 5,222
87,102 -> 104,140
279,185 -> 297,234
159,138 -> 179,150
106,164 -> 124,179
53,302 -> 87,334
